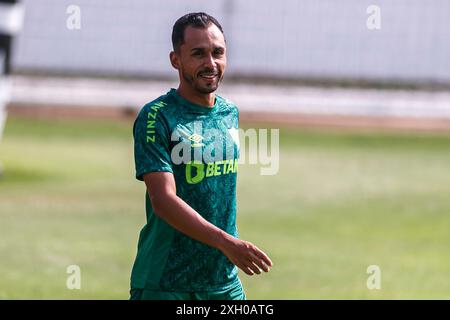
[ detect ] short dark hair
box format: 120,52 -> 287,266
172,12 -> 224,52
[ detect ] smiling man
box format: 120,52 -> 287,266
130,12 -> 272,300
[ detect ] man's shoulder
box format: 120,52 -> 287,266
133,91 -> 178,139
216,94 -> 239,114
140,91 -> 175,113
136,90 -> 178,121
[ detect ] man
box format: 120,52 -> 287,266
130,12 -> 272,300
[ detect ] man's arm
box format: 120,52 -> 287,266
143,172 -> 273,276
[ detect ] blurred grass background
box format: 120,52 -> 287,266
1,115 -> 450,299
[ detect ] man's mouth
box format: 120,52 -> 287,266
198,72 -> 218,80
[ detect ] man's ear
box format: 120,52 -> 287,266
169,51 -> 179,70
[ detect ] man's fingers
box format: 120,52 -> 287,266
249,252 -> 270,272
237,259 -> 260,276
253,247 -> 273,268
226,240 -> 273,276
247,261 -> 261,275
240,265 -> 254,276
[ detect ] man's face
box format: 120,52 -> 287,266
171,24 -> 227,94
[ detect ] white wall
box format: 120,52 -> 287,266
12,0 -> 450,83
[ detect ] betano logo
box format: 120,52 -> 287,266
186,160 -> 238,184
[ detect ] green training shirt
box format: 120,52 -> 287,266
131,88 -> 241,292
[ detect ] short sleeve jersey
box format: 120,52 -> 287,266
130,88 -> 241,292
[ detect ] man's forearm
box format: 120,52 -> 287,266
151,192 -> 233,251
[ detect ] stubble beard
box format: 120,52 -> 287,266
182,69 -> 223,94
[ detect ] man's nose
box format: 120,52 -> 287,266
203,54 -> 216,69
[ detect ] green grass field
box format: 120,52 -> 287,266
1,115 -> 450,299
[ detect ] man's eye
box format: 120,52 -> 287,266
192,52 -> 202,56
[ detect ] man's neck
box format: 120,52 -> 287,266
176,85 -> 215,107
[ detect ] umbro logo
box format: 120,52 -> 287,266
187,133 -> 204,147
177,126 -> 204,147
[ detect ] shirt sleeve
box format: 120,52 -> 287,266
133,106 -> 173,181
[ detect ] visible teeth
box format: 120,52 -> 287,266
200,73 -> 216,77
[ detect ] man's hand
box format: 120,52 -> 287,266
218,235 -> 273,276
